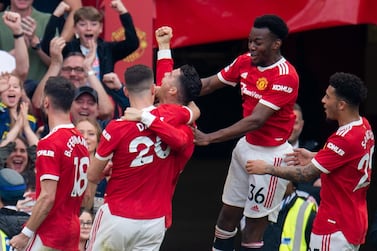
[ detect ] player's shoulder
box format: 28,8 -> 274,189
224,52 -> 251,68
361,116 -> 373,131
234,52 -> 252,64
326,119 -> 370,154
274,58 -> 298,78
106,119 -> 133,130
42,124 -> 74,139
269,60 -> 299,89
157,103 -> 185,112
336,117 -> 372,138
104,118 -> 145,137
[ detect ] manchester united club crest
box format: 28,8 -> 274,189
256,77 -> 268,90
111,27 -> 147,63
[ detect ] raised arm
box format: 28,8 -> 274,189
2,11 -> 29,80
0,74 -> 10,93
110,0 -> 139,61
83,40 -> 114,120
155,26 -> 173,86
41,2 -> 70,55
32,37 -> 65,110
60,0 -> 82,41
22,16 -> 51,66
20,102 -> 39,146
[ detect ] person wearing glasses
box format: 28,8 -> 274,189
79,208 -> 93,251
32,37 -> 114,122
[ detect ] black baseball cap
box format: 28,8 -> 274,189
74,86 -> 99,103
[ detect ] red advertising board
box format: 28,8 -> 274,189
102,0 -> 154,81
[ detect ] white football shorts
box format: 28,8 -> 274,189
86,203 -> 165,251
310,231 -> 360,251
222,137 -> 292,222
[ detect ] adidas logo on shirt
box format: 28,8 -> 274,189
251,205 -> 259,212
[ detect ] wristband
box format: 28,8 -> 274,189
32,43 -> 41,50
21,227 -> 34,238
140,111 -> 156,128
87,70 -> 96,76
157,49 -> 172,60
13,33 -> 24,39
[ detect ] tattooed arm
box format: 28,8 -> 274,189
245,160 -> 321,183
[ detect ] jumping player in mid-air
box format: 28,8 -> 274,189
195,14 -> 299,250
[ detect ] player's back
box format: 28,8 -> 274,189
154,104 -> 195,227
35,125 -> 89,249
154,103 -> 194,173
98,114 -> 174,220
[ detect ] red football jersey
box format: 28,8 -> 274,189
96,106 -> 190,219
155,55 -> 195,227
219,53 -> 299,146
35,124 -> 89,250
156,58 -> 173,86
152,104 -> 194,227
311,117 -> 375,244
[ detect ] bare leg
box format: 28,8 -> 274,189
241,216 -> 269,249
217,204 -> 244,231
213,204 -> 244,251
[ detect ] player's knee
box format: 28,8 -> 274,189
213,225 -> 238,251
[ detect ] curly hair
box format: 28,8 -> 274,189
253,14 -> 289,40
177,65 -> 202,105
329,72 -> 367,107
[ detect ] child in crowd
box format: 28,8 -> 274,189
42,0 -> 139,118
0,74 -> 37,141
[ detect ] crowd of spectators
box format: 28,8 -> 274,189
0,0 -> 138,249
0,1 -> 375,251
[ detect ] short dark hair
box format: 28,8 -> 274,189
64,51 -> 85,60
329,72 -> 367,107
124,64 -> 154,93
80,207 -> 94,219
44,76 -> 75,112
177,65 -> 202,105
253,14 -> 289,40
